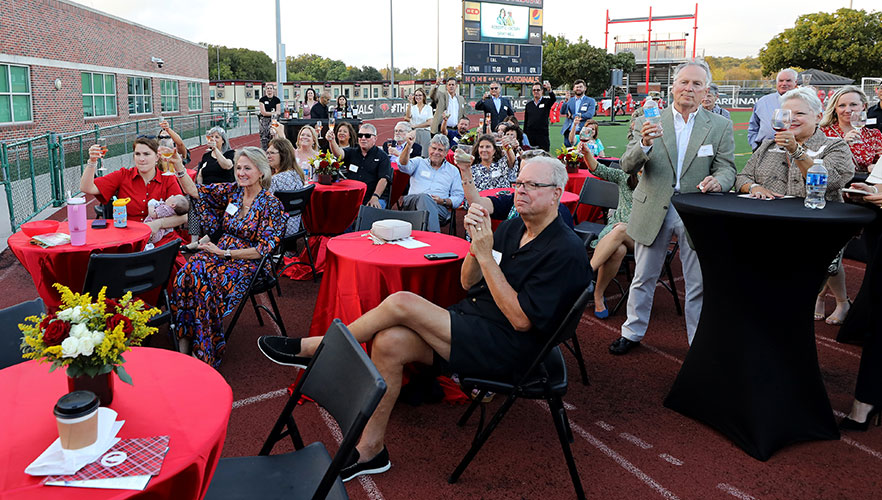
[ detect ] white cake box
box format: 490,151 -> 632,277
371,219 -> 412,241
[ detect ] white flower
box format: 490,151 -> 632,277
89,330 -> 105,347
69,323 -> 90,339
56,306 -> 82,323
77,339 -> 95,357
61,337 -> 82,358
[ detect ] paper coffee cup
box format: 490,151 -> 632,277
54,391 -> 100,450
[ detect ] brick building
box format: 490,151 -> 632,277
0,0 -> 209,142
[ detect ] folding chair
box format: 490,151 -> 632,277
572,176 -> 619,246
0,297 -> 45,369
205,320 -> 387,500
274,185 -> 318,284
225,247 -> 289,340
449,285 -> 594,500
82,240 -> 181,351
614,241 -> 683,316
354,205 -> 429,232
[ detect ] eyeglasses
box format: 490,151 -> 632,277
357,133 -> 375,139
512,181 -> 556,191
157,135 -> 172,140
490,87 -> 500,90
137,134 -> 157,139
266,150 -> 279,156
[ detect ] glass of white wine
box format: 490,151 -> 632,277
96,137 -> 107,172
850,110 -> 867,144
158,137 -> 176,176
769,108 -> 792,153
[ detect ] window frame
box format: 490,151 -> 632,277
187,82 -> 202,111
127,76 -> 153,116
160,80 -> 179,113
81,71 -> 117,118
0,63 -> 33,124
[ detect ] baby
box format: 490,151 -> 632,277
144,195 -> 189,244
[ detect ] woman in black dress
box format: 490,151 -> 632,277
259,83 -> 281,150
839,182 -> 882,430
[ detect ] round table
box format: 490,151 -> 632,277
663,193 -> 876,461
8,222 -> 152,309
390,163 -> 411,208
283,179 -> 367,281
308,230 -> 470,337
565,169 -> 604,224
0,347 -> 232,499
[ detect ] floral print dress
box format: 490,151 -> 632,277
588,163 -> 634,249
471,155 -> 518,191
172,183 -> 287,368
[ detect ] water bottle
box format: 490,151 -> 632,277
112,197 -> 131,228
67,197 -> 87,246
804,159 -> 827,209
643,96 -> 660,138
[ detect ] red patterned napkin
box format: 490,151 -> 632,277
44,435 -> 169,483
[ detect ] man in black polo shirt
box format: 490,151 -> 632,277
310,91 -> 330,119
327,122 -> 392,207
256,156 -> 590,482
523,81 -> 557,152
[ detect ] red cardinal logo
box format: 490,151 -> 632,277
380,103 -> 390,112
469,101 -> 476,107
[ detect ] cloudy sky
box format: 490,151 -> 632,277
72,0 -> 873,70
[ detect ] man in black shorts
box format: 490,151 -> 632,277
258,156 -> 590,482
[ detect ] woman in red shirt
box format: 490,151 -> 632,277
820,86 -> 882,172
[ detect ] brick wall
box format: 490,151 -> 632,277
0,0 -> 209,142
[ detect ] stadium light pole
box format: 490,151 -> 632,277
390,0 -> 395,97
275,0 -> 283,109
436,0 -> 440,79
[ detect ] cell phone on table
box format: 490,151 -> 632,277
91,219 -> 107,229
424,252 -> 459,261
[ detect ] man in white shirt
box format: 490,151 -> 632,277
747,69 -> 798,150
608,60 -> 736,355
430,76 -> 466,136
396,132 -> 464,232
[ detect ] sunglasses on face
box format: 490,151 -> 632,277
357,133 -> 375,139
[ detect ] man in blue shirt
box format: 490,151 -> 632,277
747,69 -> 798,150
561,79 -> 596,147
397,132 -> 464,232
475,81 -> 514,132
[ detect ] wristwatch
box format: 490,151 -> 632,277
224,250 -> 231,260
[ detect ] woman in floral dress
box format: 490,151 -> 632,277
820,86 -> 882,173
469,134 -> 518,191
169,147 -> 287,367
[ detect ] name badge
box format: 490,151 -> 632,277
581,105 -> 588,111
420,170 -> 432,179
538,103 -> 545,108
868,118 -> 878,126
225,203 -> 239,216
697,144 -> 714,157
349,164 -> 359,173
490,170 -> 502,178
503,105 -> 508,111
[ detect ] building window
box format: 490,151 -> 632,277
284,88 -> 290,100
127,77 -> 152,115
0,64 -> 32,123
210,89 -> 215,100
160,80 -> 179,112
82,72 -> 116,118
373,87 -> 379,98
187,82 -> 202,111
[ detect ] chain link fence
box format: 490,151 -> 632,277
0,108 -> 258,233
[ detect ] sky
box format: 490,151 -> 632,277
71,0 -> 875,71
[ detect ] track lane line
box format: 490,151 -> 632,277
717,483 -> 759,499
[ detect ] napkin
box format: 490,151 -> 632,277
26,408 -> 124,476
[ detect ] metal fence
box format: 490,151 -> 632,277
0,108 -> 259,232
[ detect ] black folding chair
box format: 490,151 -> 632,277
225,247 -> 289,340
274,185 -> 318,284
205,320 -> 387,500
0,297 -> 45,369
614,241 -> 683,316
449,285 -> 594,500
573,176 -> 619,246
82,240 -> 181,350
354,205 -> 429,232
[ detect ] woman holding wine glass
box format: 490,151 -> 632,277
469,134 -> 518,191
405,88 -> 433,157
334,95 -> 354,119
820,86 -> 882,173
733,87 -> 855,325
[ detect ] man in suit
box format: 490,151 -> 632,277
561,79 -> 596,147
608,60 -> 736,355
524,81 -> 557,152
430,76 -> 466,136
474,81 -> 514,132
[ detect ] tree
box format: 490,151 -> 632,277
206,45 -> 275,81
542,35 -> 635,95
347,65 -> 383,81
759,8 -> 882,81
706,56 -> 764,82
417,68 -> 437,80
286,54 -> 348,82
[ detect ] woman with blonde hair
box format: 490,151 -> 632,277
820,85 -> 882,173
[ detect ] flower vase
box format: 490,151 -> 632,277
566,163 -> 580,174
317,174 -> 333,185
67,372 -> 114,406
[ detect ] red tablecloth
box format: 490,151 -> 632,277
8,222 -> 152,308
475,188 -> 580,231
283,179 -> 367,281
390,163 -> 410,208
308,230 -> 470,337
0,347 -> 232,500
565,169 -> 604,224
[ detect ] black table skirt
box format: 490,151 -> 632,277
664,193 -> 876,461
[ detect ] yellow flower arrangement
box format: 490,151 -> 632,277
19,284 -> 159,384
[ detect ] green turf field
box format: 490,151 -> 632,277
547,110 -> 753,172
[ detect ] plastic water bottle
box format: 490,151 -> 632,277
643,96 -> 660,137
804,158 -> 827,209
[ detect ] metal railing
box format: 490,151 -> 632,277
0,108 -> 259,232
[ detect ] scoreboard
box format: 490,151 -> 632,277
462,0 -> 544,84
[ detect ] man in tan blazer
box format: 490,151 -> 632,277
609,60 -> 736,355
430,76 -> 467,135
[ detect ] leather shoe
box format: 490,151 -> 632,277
609,337 -> 640,355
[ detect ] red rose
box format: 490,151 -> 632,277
39,314 -> 56,332
104,298 -> 119,312
106,314 -> 134,338
43,319 -> 71,346
319,160 -> 330,168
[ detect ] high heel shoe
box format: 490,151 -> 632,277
839,406 -> 882,431
825,299 -> 853,326
594,299 -> 609,319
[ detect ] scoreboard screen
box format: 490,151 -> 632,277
462,0 -> 543,84
462,42 -> 542,84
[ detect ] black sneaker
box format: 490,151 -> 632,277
340,446 -> 391,482
257,336 -> 311,368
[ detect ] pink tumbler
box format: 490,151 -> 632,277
67,198 -> 87,246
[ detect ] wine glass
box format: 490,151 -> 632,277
96,138 -> 107,172
850,110 -> 867,144
158,137 -> 176,176
769,108 -> 792,153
